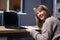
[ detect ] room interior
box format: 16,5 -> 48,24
0,0 -> 59,40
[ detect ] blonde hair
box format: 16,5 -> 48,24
37,5 -> 49,16
35,5 -> 49,28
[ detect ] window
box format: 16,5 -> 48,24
57,0 -> 60,3
53,0 -> 60,18
0,0 -> 22,12
0,0 -> 7,10
9,0 -> 21,11
58,9 -> 60,13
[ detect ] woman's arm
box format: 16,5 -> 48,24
27,17 -> 58,40
26,19 -> 50,40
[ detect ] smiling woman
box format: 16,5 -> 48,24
26,5 -> 60,40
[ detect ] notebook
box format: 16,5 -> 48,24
21,26 -> 39,30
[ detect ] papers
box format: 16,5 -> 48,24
21,26 -> 39,30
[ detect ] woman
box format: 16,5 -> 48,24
26,5 -> 60,40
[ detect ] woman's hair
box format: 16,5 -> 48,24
36,5 -> 51,17
35,5 -> 51,28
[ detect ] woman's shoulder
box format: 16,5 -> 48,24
45,16 -> 59,22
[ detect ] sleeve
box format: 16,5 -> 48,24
29,18 -> 53,40
52,21 -> 60,40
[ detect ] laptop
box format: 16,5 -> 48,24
4,11 -> 19,29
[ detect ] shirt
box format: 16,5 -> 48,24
29,16 -> 60,40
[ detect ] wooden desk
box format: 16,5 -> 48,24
0,26 -> 33,40
0,26 -> 27,33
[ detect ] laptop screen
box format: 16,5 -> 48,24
4,11 -> 18,29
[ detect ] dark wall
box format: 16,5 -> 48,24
20,0 -> 41,26
41,0 -> 53,14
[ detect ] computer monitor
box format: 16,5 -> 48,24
4,11 -> 18,29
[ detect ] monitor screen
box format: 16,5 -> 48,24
4,11 -> 18,29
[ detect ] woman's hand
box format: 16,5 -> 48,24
26,28 -> 35,32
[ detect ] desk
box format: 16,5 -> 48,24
0,26 -> 32,40
0,26 -> 27,33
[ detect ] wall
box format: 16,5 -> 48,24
20,0 -> 41,26
41,0 -> 53,14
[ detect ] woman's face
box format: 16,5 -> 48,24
36,10 -> 47,21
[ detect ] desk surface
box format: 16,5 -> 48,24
0,26 -> 27,33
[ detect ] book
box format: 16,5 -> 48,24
21,26 -> 40,30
